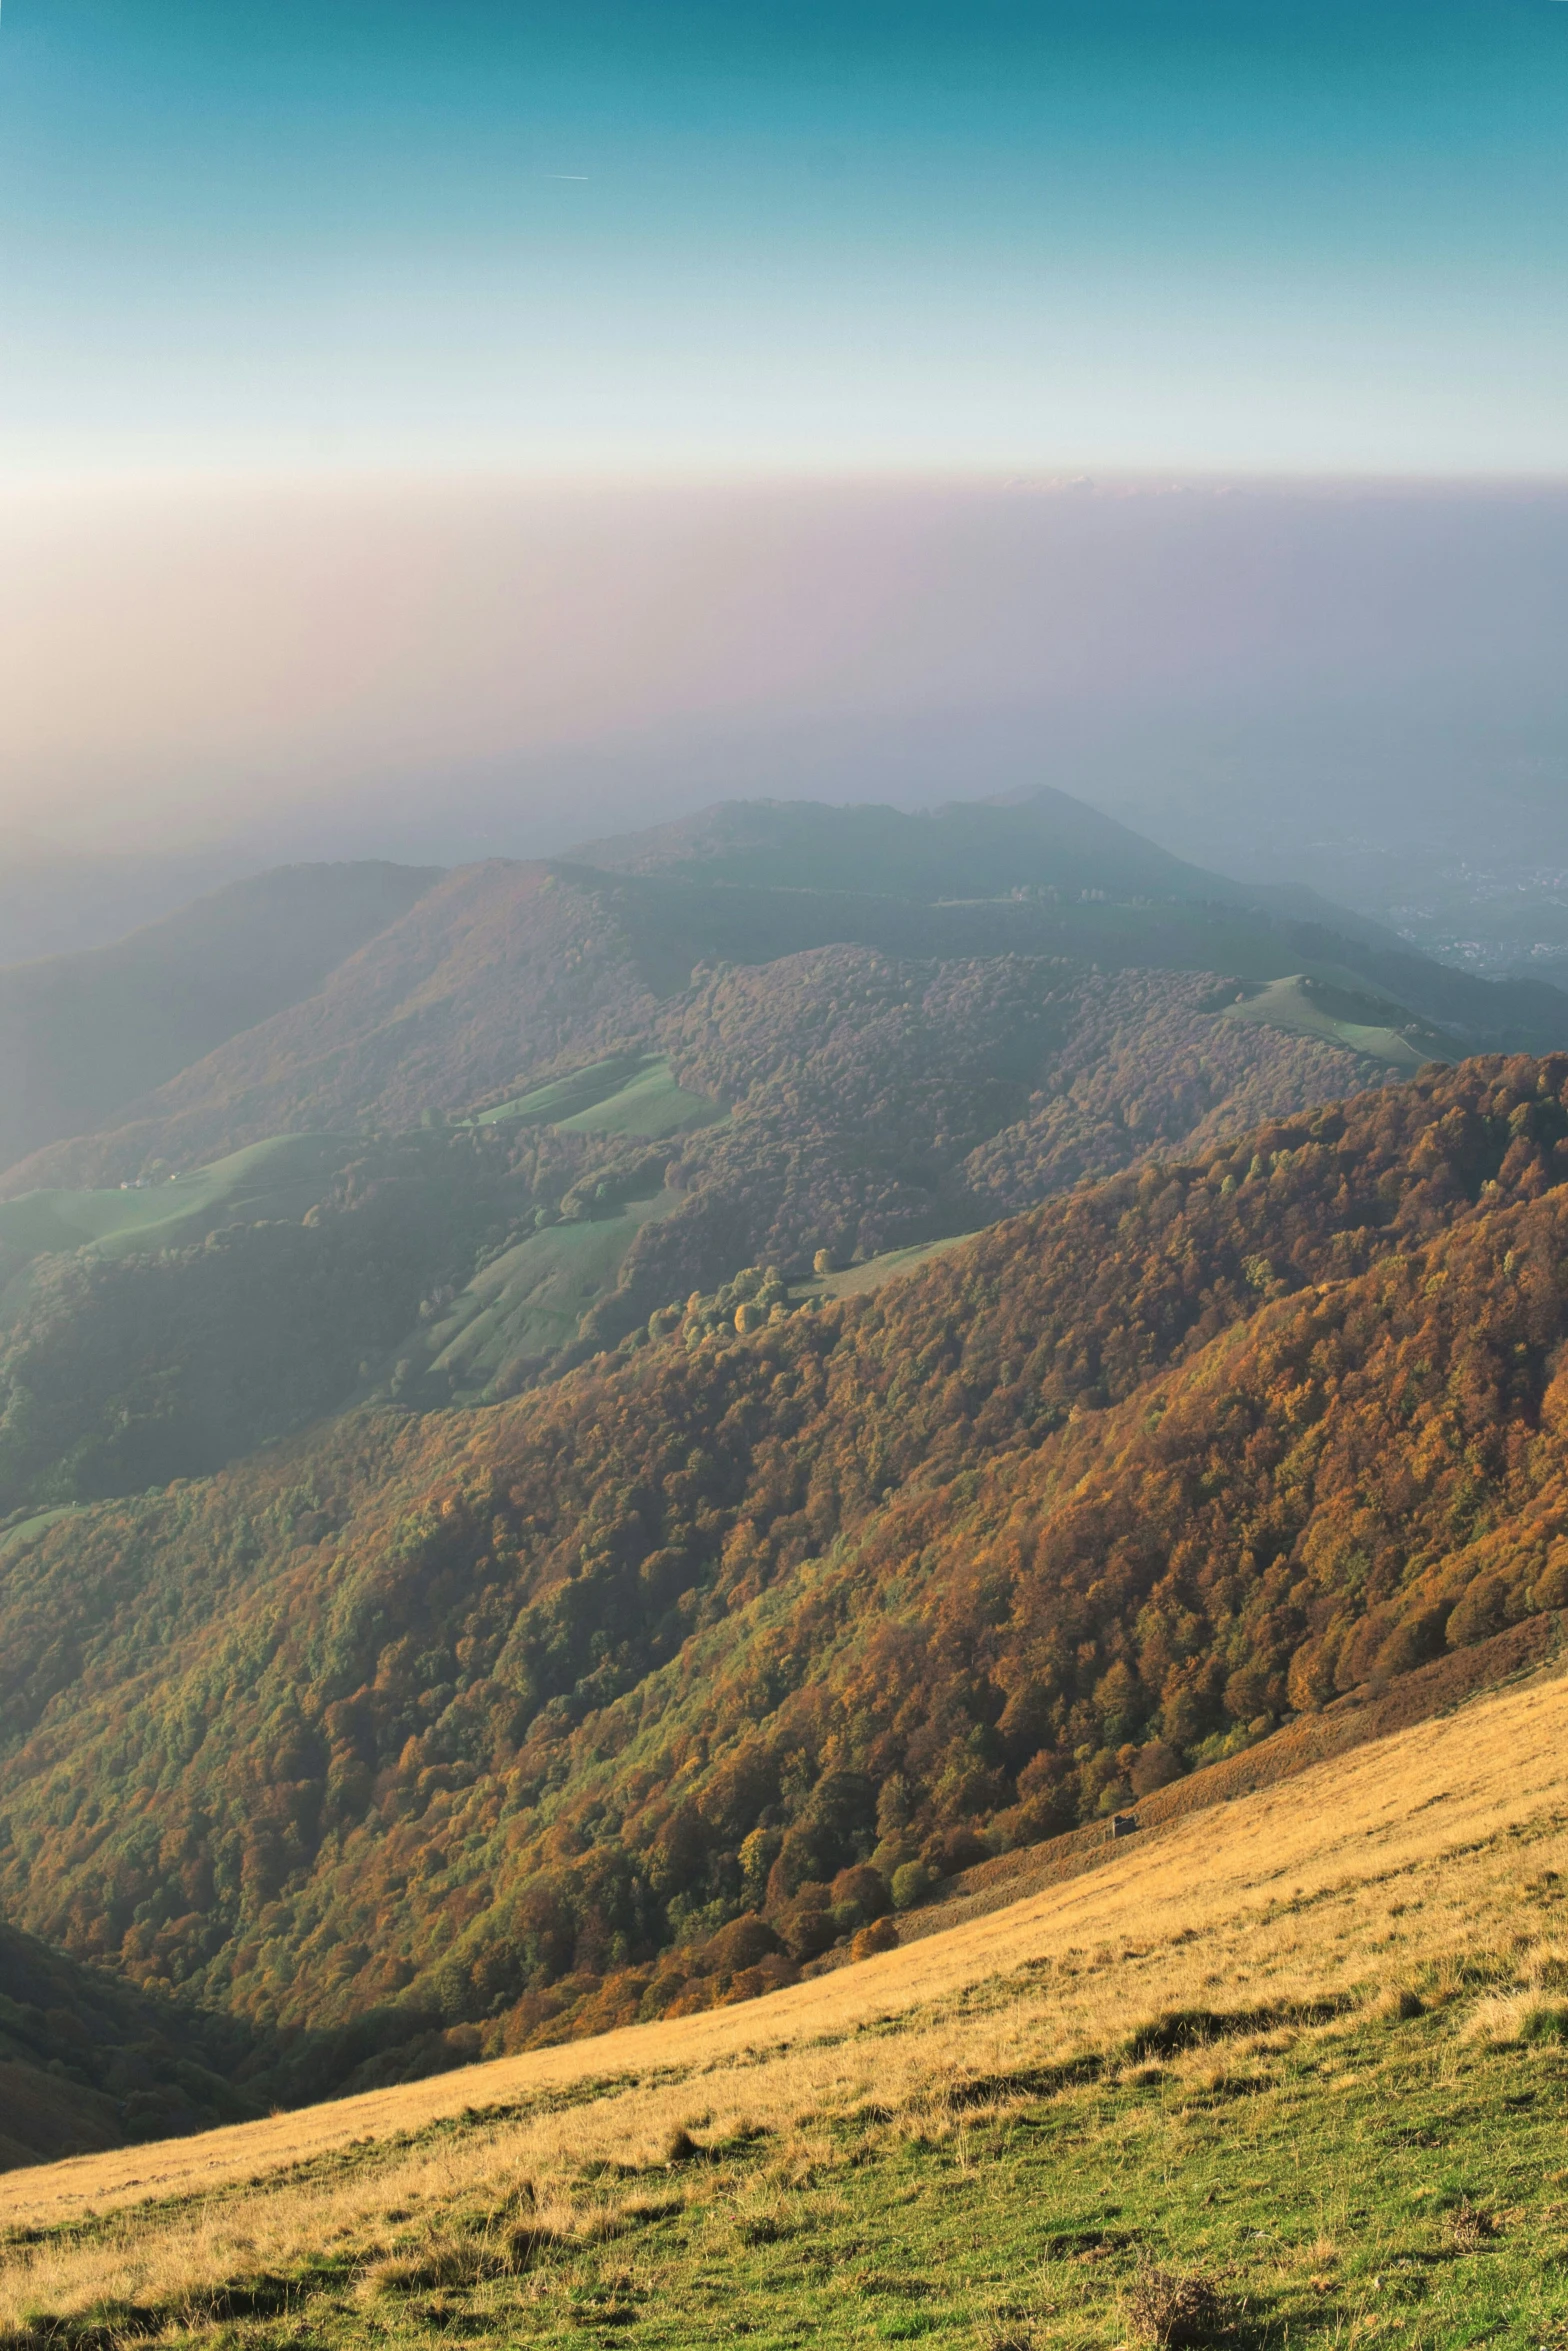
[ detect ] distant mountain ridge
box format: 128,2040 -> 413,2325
0,836 -> 260,969
571,787 -> 1397,941
0,788 -> 1563,1526
570,786 -> 1242,899
567,789 -> 1567,1038
5,790 -> 1565,1201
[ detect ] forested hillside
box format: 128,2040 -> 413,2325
4,792 -> 1567,2129
1,795 -> 1557,1527
0,1921 -> 259,2168
9,792 -> 1565,1205
571,793 -> 1568,1048
2,1052 -> 1566,2099
0,950 -> 1375,1515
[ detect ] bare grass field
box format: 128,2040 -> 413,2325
6,1666 -> 1568,2346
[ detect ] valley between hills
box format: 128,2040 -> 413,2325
4,789 -> 1568,2344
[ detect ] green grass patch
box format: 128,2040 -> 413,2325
795,1234 -> 979,1303
0,1134 -> 347,1264
417,1190 -> 682,1396
27,1993 -> 1568,2350
0,1506 -> 79,1556
476,1057 -> 722,1141
1216,971 -> 1453,1072
475,1056 -> 648,1128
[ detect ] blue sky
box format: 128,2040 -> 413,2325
2,0 -> 1566,475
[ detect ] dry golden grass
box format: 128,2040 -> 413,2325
4,1663 -> 1568,2335
1463,1984 -> 1568,2044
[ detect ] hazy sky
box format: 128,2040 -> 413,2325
1,7 -> 1565,872
2,1 -> 1567,476
2,476 -> 1563,863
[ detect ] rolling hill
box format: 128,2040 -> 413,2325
7,791 -> 1565,1205
0,861 -> 439,1175
572,786 -> 1404,943
2,1052 -> 1567,2105
1,787 -> 1561,1523
569,790 -> 1568,1046
4,794 -> 1567,2322
0,951 -> 1381,1516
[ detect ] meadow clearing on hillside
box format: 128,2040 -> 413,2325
5,1667 -> 1568,2347
475,1058 -> 722,1144
0,1135 -> 345,1264
417,1191 -> 683,1397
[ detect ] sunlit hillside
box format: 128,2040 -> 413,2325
7,1051 -> 1568,2113
5,1664 -> 1567,2346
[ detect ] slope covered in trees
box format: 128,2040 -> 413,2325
1,1054 -> 1566,2095
9,792 -> 1564,1204
572,792 -> 1568,1048
0,1919 -> 260,2169
0,949 -> 1377,1515
558,951 -> 1381,1360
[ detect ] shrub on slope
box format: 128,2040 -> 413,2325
0,1055 -> 1565,2082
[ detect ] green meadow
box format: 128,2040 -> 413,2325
476,1057 -> 723,1143
0,1134 -> 347,1264
1217,972 -> 1451,1073
5,1973 -> 1564,2351
419,1190 -> 682,1396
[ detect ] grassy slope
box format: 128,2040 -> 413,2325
478,1056 -> 723,1142
476,1056 -> 650,1128
0,1508 -> 75,1557
421,1191 -> 684,1395
5,1665 -> 1568,2346
797,1233 -> 977,1299
553,1059 -> 723,1141
1219,971 -> 1455,1073
0,1134 -> 346,1263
